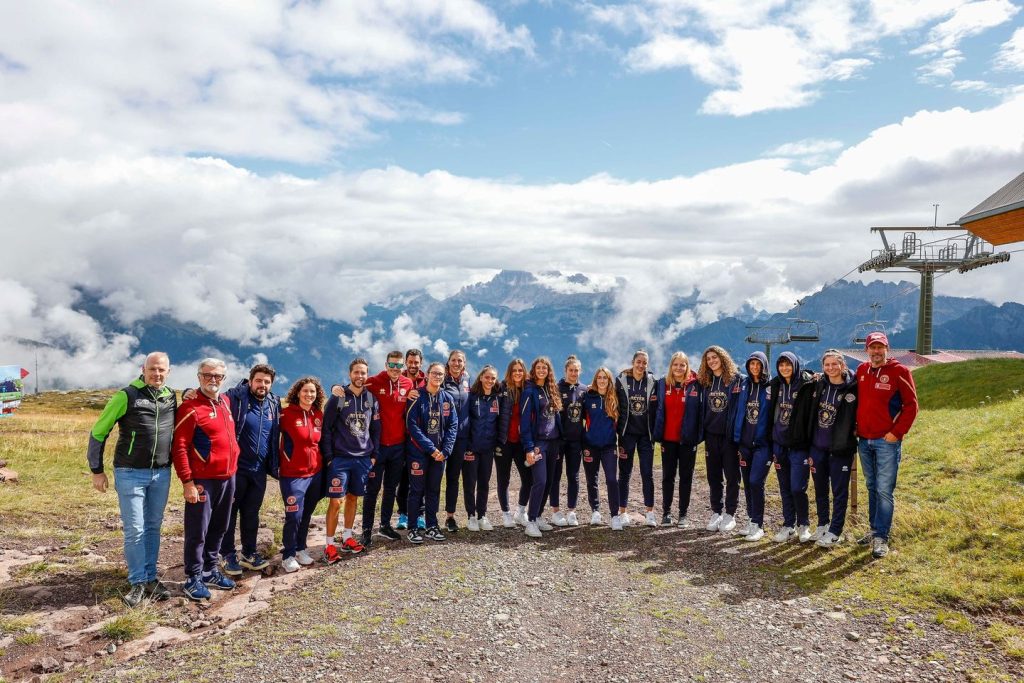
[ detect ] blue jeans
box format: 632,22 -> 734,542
858,438 -> 902,541
113,467 -> 171,585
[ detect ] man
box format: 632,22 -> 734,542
218,364 -> 280,576
88,352 -> 177,607
396,348 -> 426,530
360,351 -> 414,546
321,358 -> 381,562
855,332 -> 918,559
172,358 -> 241,600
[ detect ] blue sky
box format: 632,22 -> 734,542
1,0 -> 1024,385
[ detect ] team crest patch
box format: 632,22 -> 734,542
196,484 -> 204,494
287,495 -> 297,505
296,419 -> 304,427
745,401 -> 759,424
411,462 -> 420,470
400,388 -> 407,396
708,391 -> 727,413
732,385 -> 741,393
379,388 -> 386,394
368,471 -> 376,478
689,389 -> 698,397
346,413 -> 367,436
629,395 -> 646,416
779,405 -> 792,426
817,401 -> 837,429
490,402 -> 499,413
845,394 -> 855,403
568,404 -> 582,422
880,375 -> 889,383
314,418 -> 321,427
208,411 -> 216,418
332,478 -> 341,487
428,417 -> 440,434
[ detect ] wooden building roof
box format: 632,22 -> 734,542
958,170 -> 1024,245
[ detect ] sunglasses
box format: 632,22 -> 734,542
386,361 -> 404,369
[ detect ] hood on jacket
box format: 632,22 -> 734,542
775,351 -> 801,384
746,351 -> 770,383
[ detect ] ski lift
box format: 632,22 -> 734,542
787,319 -> 821,342
852,302 -> 887,345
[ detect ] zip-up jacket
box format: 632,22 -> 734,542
855,359 -> 919,440
702,373 -> 743,437
88,377 -> 177,473
468,390 -> 501,453
731,351 -> 773,447
366,370 -> 414,447
222,379 -> 281,475
769,351 -> 813,449
402,370 -> 427,390
172,392 -> 241,482
321,387 -> 381,460
653,371 -> 703,447
615,370 -> 658,438
278,404 -> 323,479
520,381 -> 562,452
497,381 -> 524,444
442,371 -> 472,440
558,379 -> 588,443
582,390 -> 617,448
406,388 -> 459,458
790,372 -> 859,458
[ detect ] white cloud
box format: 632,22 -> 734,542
459,305 -> 508,343
763,138 -> 844,166
995,26 -> 1024,71
502,338 -> 520,355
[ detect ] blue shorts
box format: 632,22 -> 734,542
325,456 -> 373,498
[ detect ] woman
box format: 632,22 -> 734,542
698,345 -> 742,532
550,355 -> 588,527
442,350 -> 471,533
791,350 -> 859,548
615,350 -> 659,527
496,358 -> 529,528
730,351 -> 773,541
520,356 -> 563,538
582,367 -> 623,529
277,377 -> 326,573
405,362 -> 459,544
464,365 -> 500,532
653,352 -> 702,528
768,352 -> 813,543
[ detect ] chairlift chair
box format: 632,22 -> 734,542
852,321 -> 887,345
787,319 -> 821,342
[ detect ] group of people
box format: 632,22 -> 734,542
88,332 -> 917,606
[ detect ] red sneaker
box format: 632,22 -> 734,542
322,544 -> 341,565
340,537 -> 366,555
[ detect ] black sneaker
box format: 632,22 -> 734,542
445,518 -> 459,533
378,525 -> 401,541
856,532 -> 874,546
146,579 -> 171,601
408,528 -> 424,544
661,514 -> 673,526
425,526 -> 447,542
361,530 -> 373,548
123,583 -> 147,608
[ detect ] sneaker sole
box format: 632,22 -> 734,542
238,562 -> 269,571
221,568 -> 243,577
183,591 -> 209,601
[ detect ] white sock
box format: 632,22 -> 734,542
326,534 -> 335,547
518,504 -> 526,513
342,528 -> 352,541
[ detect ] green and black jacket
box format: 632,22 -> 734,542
87,377 -> 178,473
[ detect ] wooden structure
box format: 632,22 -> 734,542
958,170 -> 1024,245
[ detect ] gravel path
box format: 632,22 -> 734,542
71,466 -> 1024,682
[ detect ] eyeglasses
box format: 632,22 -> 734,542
386,362 -> 404,369
428,371 -> 445,377
199,372 -> 226,381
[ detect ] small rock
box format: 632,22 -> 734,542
494,614 -> 510,624
62,651 -> 84,663
845,632 -> 861,642
106,642 -> 117,654
843,672 -> 857,681
33,656 -> 61,673
0,467 -> 19,483
792,621 -> 805,629
826,611 -> 847,621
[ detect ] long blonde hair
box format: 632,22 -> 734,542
529,356 -> 562,412
664,351 -> 691,385
697,345 -> 738,387
590,367 -> 619,421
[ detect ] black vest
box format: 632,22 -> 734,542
112,384 -> 178,468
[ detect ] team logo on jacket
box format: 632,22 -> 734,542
845,394 -> 855,403
411,462 -> 420,470
296,419 -> 304,427
196,484 -> 205,494
708,390 -> 727,413
745,400 -> 760,424
568,404 -> 582,423
314,418 -> 321,427
400,388 -> 407,396
778,403 -> 792,426
630,395 -> 647,416
880,375 -> 889,383
208,411 -> 216,418
428,417 -> 440,434
817,401 -> 837,429
346,413 -> 367,436
287,496 -> 297,505
490,402 -> 499,413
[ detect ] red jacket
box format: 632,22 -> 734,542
855,359 -> 919,439
402,370 -> 426,390
279,404 -> 322,478
172,393 -> 240,481
367,370 -> 414,446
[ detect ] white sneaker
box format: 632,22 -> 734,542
566,511 -> 579,526
706,513 -> 723,531
735,520 -> 751,536
620,512 -> 632,527
538,520 -> 554,532
773,527 -> 796,543
745,524 -> 764,542
796,525 -> 812,543
720,514 -> 737,532
513,510 -> 528,526
590,511 -> 603,525
808,525 -> 828,543
524,521 -> 542,538
295,550 -> 314,566
502,511 -> 515,528
611,515 -> 624,531
282,556 -> 300,573
466,517 -> 480,532
478,516 -> 494,531
677,516 -> 692,529
551,511 -> 568,526
645,512 -> 658,527
816,531 -> 841,548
